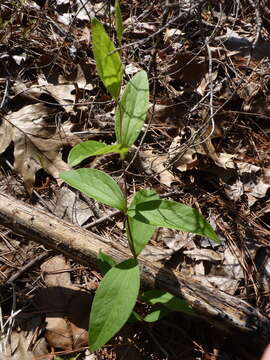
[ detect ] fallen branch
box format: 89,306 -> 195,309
0,191 -> 269,339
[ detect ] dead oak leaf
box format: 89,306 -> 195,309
0,103 -> 80,193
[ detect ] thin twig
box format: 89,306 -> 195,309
246,0 -> 262,65
110,0 -> 207,54
84,209 -> 121,229
0,79 -> 9,109
6,251 -> 52,284
248,0 -> 262,48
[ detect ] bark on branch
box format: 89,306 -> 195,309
0,191 -> 269,339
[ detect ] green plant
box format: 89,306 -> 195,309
60,7 -> 219,353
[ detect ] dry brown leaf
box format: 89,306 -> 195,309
0,332 -> 36,360
223,247 -> 244,280
141,150 -> 176,186
219,27 -> 270,59
35,256 -> 92,351
183,249 -> 223,262
141,245 -> 173,262
124,16 -> 156,34
169,135 -> 201,171
57,64 -> 94,91
13,69 -> 93,115
38,77 -> 76,111
197,71 -> 218,96
0,314 -> 46,360
55,187 -> 94,226
125,63 -> 141,75
0,103 -> 80,193
224,164 -> 270,206
77,26 -> 91,45
157,227 -> 195,252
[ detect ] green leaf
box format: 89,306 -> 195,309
126,216 -> 156,256
126,190 -> 159,255
143,306 -> 170,323
129,189 -> 160,204
127,310 -> 142,323
92,17 -> 123,100
128,199 -> 219,243
115,0 -> 123,44
115,70 -> 149,147
141,290 -> 193,314
89,258 -> 140,352
68,141 -> 129,167
68,141 -> 106,166
60,168 -> 125,211
97,250 -> 117,276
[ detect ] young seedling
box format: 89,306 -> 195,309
60,7 -> 219,353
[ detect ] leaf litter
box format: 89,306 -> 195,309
1,0 -> 270,359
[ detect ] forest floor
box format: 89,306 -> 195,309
0,0 -> 270,359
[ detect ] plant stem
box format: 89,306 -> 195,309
121,159 -> 136,258
126,213 -> 137,259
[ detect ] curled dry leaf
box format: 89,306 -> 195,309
140,149 -> 176,186
123,16 -> 156,35
219,27 -> 270,59
0,103 -> 80,193
13,66 -> 93,114
156,227 -> 195,253
169,134 -> 201,171
35,256 -> 92,351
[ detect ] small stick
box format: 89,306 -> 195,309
6,251 -> 52,284
83,209 -> 121,229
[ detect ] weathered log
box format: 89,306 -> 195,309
0,191 -> 269,339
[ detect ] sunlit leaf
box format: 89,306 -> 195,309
68,141 -> 128,167
126,216 -> 156,256
128,199 -> 219,243
141,290 -> 193,314
92,17 -> 123,100
60,168 -> 125,211
143,306 -> 170,322
126,189 -> 158,255
89,258 -> 140,352
115,71 -> 149,147
129,189 -> 160,204
115,0 -> 123,44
